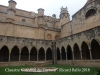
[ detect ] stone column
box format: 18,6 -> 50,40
19,53 -> 21,61
66,52 -> 67,60
52,42 -> 56,64
9,53 -> 11,62
72,52 -> 74,60
29,53 -> 30,61
37,52 -> 38,61
89,47 -> 92,60
45,53 -> 46,61
80,51 -> 82,60
60,53 -> 62,60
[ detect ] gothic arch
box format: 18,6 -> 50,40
38,47 -> 45,60
57,47 -> 60,60
21,46 -> 29,61
21,46 -> 30,53
90,38 -> 100,46
61,46 -> 66,60
73,43 -> 81,60
11,45 -> 20,52
46,47 -> 52,60
30,46 -> 37,52
11,46 -> 19,61
0,46 -> 9,62
91,39 -> 100,59
30,47 -> 37,61
67,45 -> 73,60
81,41 -> 90,60
81,41 -> 90,48
0,45 -> 10,52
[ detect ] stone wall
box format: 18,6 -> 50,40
57,26 -> 100,51
0,4 -> 61,30
0,35 -> 52,52
61,0 -> 100,38
0,21 -> 60,40
56,26 -> 100,66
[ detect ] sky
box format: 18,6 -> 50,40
0,0 -> 87,18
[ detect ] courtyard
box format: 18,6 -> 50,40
0,64 -> 100,75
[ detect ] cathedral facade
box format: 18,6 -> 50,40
0,0 -> 100,66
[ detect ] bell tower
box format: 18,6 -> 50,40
59,6 -> 70,27
37,8 -> 45,27
6,0 -> 17,23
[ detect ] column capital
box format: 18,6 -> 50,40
80,51 -> 82,60
89,46 -> 91,50
45,51 -> 46,55
19,50 -> 21,54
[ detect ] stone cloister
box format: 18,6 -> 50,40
0,26 -> 100,64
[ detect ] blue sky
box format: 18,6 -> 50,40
0,0 -> 87,18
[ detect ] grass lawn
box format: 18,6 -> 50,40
0,64 -> 100,75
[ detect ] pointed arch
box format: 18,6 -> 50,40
61,46 -> 66,60
0,46 -> 9,62
73,43 -> 81,60
21,46 -> 29,61
11,46 -> 19,61
81,41 -> 90,60
91,39 -> 100,59
38,47 -> 45,60
57,47 -> 60,60
46,48 -> 52,60
67,45 -> 73,60
11,45 -> 20,52
30,47 -> 37,61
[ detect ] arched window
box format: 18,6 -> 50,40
47,34 -> 52,40
85,9 -> 96,18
